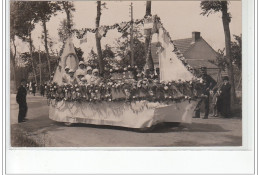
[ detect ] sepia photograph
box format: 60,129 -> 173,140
9,0 -> 242,147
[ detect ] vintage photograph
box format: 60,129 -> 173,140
10,0 -> 242,147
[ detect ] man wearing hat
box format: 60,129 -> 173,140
193,67 -> 216,119
218,76 -> 231,117
62,66 -> 70,84
90,69 -> 101,85
68,69 -> 77,85
16,79 -> 28,123
75,61 -> 87,78
85,66 -> 93,83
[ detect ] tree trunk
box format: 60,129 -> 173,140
95,1 -> 104,76
221,1 -> 236,108
144,1 -> 154,71
29,33 -> 38,85
63,2 -> 71,35
11,38 -> 17,89
42,19 -> 51,78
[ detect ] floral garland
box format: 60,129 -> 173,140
45,74 -> 204,104
72,19 -> 144,39
72,15 -> 199,77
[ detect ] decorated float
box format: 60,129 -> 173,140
46,15 -> 204,131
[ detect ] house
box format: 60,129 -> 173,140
151,31 -> 220,81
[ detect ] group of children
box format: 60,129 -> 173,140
62,61 -> 101,86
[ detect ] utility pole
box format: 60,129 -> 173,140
130,2 -> 134,66
38,46 -> 42,87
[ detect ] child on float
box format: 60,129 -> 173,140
76,69 -> 85,84
89,69 -> 101,85
75,61 -> 87,77
67,69 -> 77,85
62,66 -> 70,84
85,66 -> 93,83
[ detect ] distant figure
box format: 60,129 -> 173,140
26,83 -> 29,92
32,82 -> 36,96
85,66 -> 93,83
16,79 -> 28,123
29,81 -> 32,94
218,76 -> 231,117
62,66 -> 70,84
193,67 -> 216,119
89,69 -> 101,85
67,69 -> 77,85
40,84 -> 45,97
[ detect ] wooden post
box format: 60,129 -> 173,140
130,2 -> 134,66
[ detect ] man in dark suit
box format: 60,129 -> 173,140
16,79 -> 28,123
193,67 -> 217,119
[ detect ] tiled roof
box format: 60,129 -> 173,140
172,38 -> 194,54
185,59 -> 218,69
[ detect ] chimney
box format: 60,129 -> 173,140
192,32 -> 201,42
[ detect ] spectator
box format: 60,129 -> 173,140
218,76 -> 231,117
193,67 -> 216,119
32,82 -> 36,96
40,84 -> 45,97
16,79 -> 28,123
29,81 -> 32,94
210,89 -> 221,117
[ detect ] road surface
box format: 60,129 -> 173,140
10,94 -> 242,147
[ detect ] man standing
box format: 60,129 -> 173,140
193,67 -> 216,119
16,79 -> 28,123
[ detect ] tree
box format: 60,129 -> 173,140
34,1 -> 61,79
115,26 -> 146,69
57,1 -> 75,40
10,1 -> 39,85
95,1 -> 104,76
88,46 -> 115,70
144,1 -> 154,71
200,0 -> 236,107
74,47 -> 84,62
10,3 -> 18,88
231,34 -> 242,70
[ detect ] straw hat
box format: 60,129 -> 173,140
65,66 -> 70,70
92,69 -> 99,74
69,69 -> 75,73
79,61 -> 85,66
86,66 -> 93,71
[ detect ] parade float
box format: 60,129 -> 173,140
46,15 -> 204,131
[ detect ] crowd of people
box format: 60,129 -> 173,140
193,67 -> 231,119
62,61 -> 101,86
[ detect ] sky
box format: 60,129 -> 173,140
14,1 -> 242,61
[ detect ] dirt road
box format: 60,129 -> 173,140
10,94 -> 242,147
